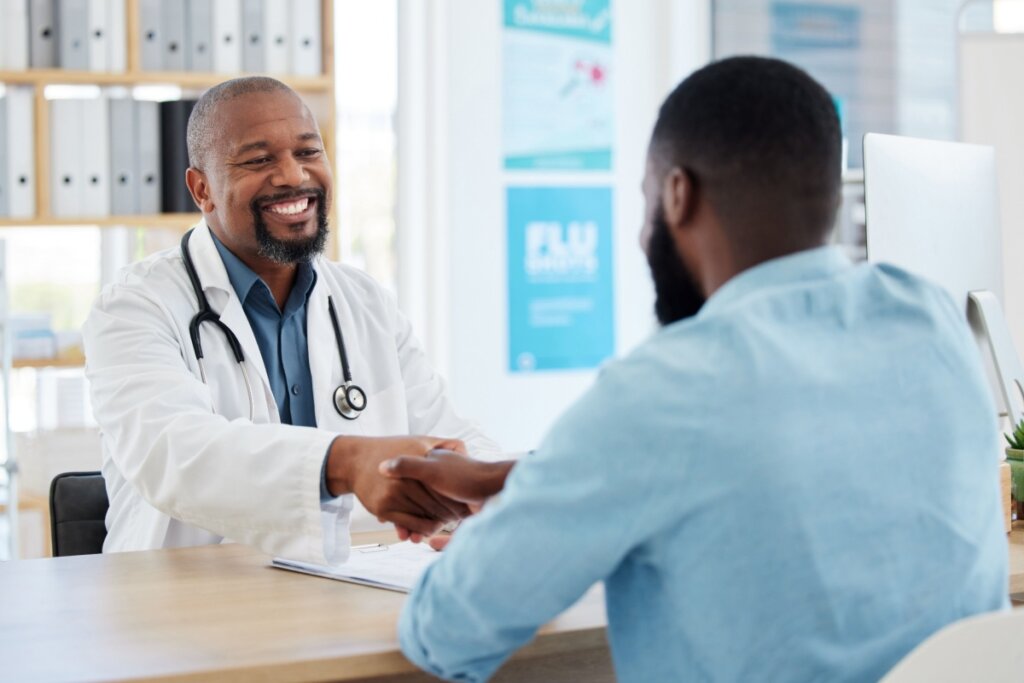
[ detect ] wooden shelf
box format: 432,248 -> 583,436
0,69 -> 333,92
0,214 -> 200,228
13,354 -> 85,369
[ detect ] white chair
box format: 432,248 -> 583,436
881,609 -> 1024,682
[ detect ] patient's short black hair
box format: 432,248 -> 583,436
650,56 -> 842,258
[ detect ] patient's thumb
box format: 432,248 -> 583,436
379,456 -> 423,478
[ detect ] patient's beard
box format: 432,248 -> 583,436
646,206 -> 706,326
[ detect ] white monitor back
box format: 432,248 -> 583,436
863,133 -> 1002,307
863,133 -> 1018,422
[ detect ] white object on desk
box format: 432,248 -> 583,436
272,541 -> 441,593
881,608 -> 1024,682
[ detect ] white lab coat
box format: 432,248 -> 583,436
82,221 -> 498,565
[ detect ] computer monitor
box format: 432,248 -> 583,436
863,133 -> 1022,423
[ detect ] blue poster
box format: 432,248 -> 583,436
507,187 -> 614,372
503,0 -> 613,171
771,3 -> 861,52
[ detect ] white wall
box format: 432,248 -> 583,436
397,1 -> 711,451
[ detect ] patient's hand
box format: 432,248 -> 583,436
326,436 -> 471,539
428,532 -> 453,551
379,449 -> 515,508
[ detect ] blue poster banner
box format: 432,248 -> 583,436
771,3 -> 861,52
507,186 -> 614,372
503,0 -> 612,42
503,0 -> 613,171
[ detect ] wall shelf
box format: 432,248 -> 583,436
12,355 -> 86,370
0,69 -> 333,92
0,214 -> 200,228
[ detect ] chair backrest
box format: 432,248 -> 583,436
881,609 -> 1024,682
49,471 -> 109,557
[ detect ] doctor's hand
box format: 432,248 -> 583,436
325,436 -> 472,537
378,449 -> 515,509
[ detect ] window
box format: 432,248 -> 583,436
334,0 -> 399,292
713,0 -> 962,169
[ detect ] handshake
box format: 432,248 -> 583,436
325,436 -> 515,545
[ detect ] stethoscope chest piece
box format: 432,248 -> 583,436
334,382 -> 367,420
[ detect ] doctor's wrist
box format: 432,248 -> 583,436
325,436 -> 358,497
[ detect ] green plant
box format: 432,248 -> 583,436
1006,419 -> 1024,450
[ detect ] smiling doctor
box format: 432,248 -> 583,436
82,77 -> 497,565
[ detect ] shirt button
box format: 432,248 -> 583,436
291,384 -> 300,396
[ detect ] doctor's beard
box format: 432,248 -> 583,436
646,204 -> 706,326
250,188 -> 329,264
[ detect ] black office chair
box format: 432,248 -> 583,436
48,471 -> 109,557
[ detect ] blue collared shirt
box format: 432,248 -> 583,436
210,232 -> 317,428
399,246 -> 1009,682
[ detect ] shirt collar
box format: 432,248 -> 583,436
698,245 -> 853,318
208,230 -> 317,311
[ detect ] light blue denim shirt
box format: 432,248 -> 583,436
399,246 -> 1009,682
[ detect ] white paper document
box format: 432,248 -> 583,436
272,541 -> 441,593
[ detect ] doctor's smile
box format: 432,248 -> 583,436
250,187 -> 325,232
253,189 -> 324,226
262,195 -> 316,220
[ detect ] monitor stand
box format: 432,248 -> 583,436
969,290 -> 1024,427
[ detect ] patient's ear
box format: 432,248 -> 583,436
661,167 -> 697,230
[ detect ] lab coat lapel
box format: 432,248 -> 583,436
188,221 -> 275,415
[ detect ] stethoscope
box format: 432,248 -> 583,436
180,229 -> 368,421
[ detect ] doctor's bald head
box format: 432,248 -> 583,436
186,76 -> 303,171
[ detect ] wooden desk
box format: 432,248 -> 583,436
0,532 -> 612,683
1009,521 -> 1024,604
4,526 -> 1023,682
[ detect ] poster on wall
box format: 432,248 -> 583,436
507,186 -> 614,372
502,0 -> 613,171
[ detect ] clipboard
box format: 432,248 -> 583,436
271,541 -> 441,593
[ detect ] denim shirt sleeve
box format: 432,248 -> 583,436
398,366 -> 656,681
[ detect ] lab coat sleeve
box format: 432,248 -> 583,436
390,298 -> 502,458
83,281 -> 350,565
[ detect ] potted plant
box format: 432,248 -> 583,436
1007,420 -> 1024,461
1006,419 -> 1024,519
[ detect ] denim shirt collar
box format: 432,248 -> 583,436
209,230 -> 317,315
699,245 -> 853,319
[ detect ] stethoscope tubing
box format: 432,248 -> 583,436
179,228 -> 366,422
